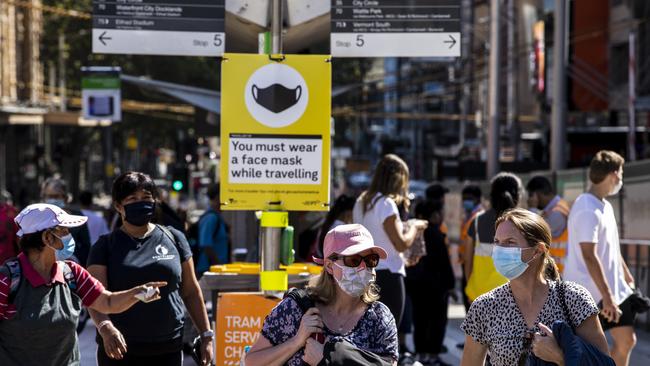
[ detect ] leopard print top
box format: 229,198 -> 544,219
461,280 -> 598,366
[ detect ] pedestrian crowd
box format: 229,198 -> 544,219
1,149 -> 649,366
0,172 -> 227,366
252,150 -> 647,366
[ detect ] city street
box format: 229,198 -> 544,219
78,322 -> 196,366
2,1 -> 650,366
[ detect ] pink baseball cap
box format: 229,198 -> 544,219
313,224 -> 387,265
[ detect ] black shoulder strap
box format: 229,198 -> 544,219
285,287 -> 314,314
157,223 -> 176,244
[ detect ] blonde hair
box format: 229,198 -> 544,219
495,208 -> 559,280
360,154 -> 410,214
306,267 -> 380,305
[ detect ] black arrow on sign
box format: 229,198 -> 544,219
444,34 -> 457,49
99,31 -> 112,46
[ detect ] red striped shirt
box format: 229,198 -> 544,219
0,255 -> 104,320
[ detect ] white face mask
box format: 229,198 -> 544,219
333,263 -> 374,297
610,179 -> 623,196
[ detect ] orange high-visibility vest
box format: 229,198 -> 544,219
458,208 -> 484,263
544,198 -> 570,273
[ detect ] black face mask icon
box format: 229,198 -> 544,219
252,84 -> 302,113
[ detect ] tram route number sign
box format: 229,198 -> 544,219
92,0 -> 225,56
331,0 -> 461,58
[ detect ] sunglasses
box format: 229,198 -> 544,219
330,253 -> 380,268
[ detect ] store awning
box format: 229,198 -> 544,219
0,106 -> 47,125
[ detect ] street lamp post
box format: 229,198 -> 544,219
551,0 -> 568,171
487,0 -> 501,178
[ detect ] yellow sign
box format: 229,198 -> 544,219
215,292 -> 280,365
220,53 -> 331,211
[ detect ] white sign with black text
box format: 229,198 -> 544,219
92,0 -> 225,56
331,0 -> 461,57
228,134 -> 323,185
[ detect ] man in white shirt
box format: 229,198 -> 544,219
564,150 -> 636,366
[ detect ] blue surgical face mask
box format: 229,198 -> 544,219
52,233 -> 76,261
463,200 -> 475,212
45,198 -> 66,208
492,245 -> 538,280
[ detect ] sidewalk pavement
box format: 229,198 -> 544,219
79,304 -> 650,366
78,321 -> 195,366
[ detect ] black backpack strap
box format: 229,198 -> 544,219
2,259 -> 21,303
285,287 -> 315,313
157,224 -> 175,243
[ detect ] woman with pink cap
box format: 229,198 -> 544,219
0,203 -> 166,366
246,224 -> 399,366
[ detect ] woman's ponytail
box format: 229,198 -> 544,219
543,252 -> 560,281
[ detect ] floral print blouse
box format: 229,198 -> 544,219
260,297 -> 399,365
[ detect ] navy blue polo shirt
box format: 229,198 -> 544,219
88,226 -> 192,354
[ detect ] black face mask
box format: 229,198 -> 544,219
123,201 -> 155,227
252,84 -> 302,113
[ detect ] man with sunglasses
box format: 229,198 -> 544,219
245,224 -> 399,366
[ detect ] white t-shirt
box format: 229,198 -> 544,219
353,193 -> 405,276
564,193 -> 632,304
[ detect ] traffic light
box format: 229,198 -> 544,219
172,180 -> 184,191
171,165 -> 188,192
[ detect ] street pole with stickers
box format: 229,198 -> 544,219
220,2 -> 332,299
259,0 -> 287,298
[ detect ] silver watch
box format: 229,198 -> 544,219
201,329 -> 215,339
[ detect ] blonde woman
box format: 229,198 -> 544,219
461,208 -> 609,366
352,154 -> 427,325
246,224 -> 398,366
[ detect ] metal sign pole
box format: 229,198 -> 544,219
551,0 -> 568,171
628,32 -> 637,161
487,0 -> 501,178
271,0 -> 283,55
260,0 -> 288,296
